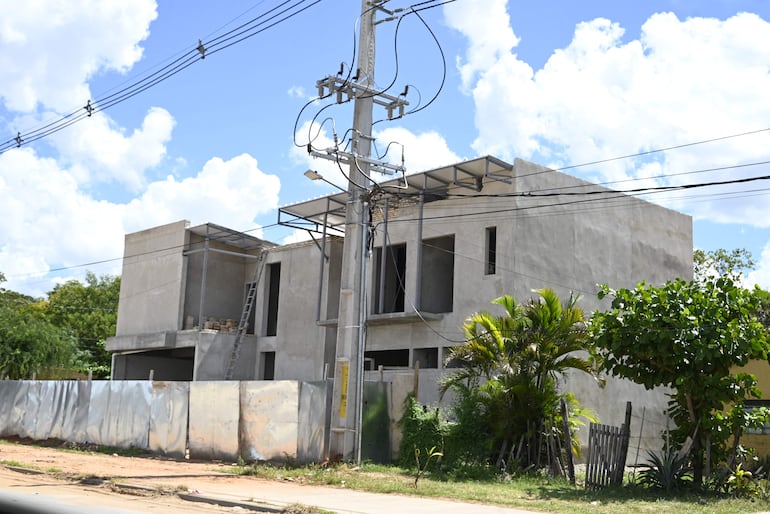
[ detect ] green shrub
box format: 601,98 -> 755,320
397,395 -> 446,470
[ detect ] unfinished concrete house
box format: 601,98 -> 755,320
107,155 -> 693,441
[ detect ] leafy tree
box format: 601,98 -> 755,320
41,272 -> 120,377
443,288 -> 598,472
591,276 -> 769,486
693,247 -> 770,329
0,303 -> 78,379
693,248 -> 754,282
0,272 -> 37,309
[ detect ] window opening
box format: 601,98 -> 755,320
374,243 -> 406,313
413,347 -> 439,369
265,262 -> 281,336
420,235 -> 454,313
261,351 -> 275,380
364,349 -> 409,369
485,227 -> 497,275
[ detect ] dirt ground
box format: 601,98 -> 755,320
0,439 -> 536,514
0,438 -> 288,512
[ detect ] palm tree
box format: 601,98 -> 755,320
443,288 -> 598,471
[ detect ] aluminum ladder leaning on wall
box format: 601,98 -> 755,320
225,251 -> 267,380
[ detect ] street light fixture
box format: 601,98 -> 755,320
304,169 -> 347,193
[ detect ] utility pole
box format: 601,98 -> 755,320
315,0 -> 408,462
328,0 -> 375,464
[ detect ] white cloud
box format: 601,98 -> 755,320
0,0 -> 157,113
0,149 -> 280,296
124,153 -> 280,232
49,107 -> 175,191
281,229 -> 313,245
446,5 -> 770,227
443,0 -> 519,92
0,148 -> 126,295
746,239 -> 770,291
374,126 -> 462,175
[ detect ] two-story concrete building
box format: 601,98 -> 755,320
107,155 -> 693,439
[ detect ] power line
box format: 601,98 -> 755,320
0,0 -> 324,155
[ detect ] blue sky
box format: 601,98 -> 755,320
1,0 -> 770,296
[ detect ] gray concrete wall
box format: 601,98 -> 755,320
183,235 -> 256,328
351,158 -> 691,457
362,158 -> 692,355
116,220 -> 189,335
193,332 -> 258,380
257,242 -> 336,382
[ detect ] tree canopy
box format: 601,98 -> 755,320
0,303 -> 78,379
41,272 -> 120,377
693,248 -> 755,282
591,275 -> 769,485
0,271 -> 119,378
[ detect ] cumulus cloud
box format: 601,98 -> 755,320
746,239 -> 770,291
0,148 -> 126,295
443,0 -> 519,92
374,126 -> 462,175
0,0 -> 272,296
0,0 -> 157,113
124,153 -> 281,232
0,148 -> 280,296
445,2 -> 770,227
49,107 -> 175,190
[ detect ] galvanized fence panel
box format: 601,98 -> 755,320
0,381 -> 26,438
188,381 -> 240,461
148,381 -> 189,458
240,381 -> 299,462
298,380 -> 331,463
0,379 -> 330,463
20,381 -> 41,439
86,380 -> 152,449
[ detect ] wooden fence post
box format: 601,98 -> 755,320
561,398 -> 575,485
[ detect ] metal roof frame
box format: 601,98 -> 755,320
278,155 -> 513,235
187,223 -> 276,251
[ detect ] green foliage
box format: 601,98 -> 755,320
442,289 -> 598,473
693,248 -> 755,282
413,445 -> 443,488
726,463 -> 755,498
41,271 -> 120,377
397,395 -> 446,470
591,276 -> 770,485
637,447 -> 692,492
0,304 -> 78,379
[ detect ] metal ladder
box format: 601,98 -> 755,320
224,251 -> 266,380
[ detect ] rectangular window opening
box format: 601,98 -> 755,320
485,227 -> 497,275
420,235 -> 454,313
261,351 -> 275,380
374,243 -> 406,314
265,262 -> 281,336
413,347 -> 439,369
364,349 -> 409,369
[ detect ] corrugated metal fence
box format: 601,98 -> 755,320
0,380 -> 331,463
